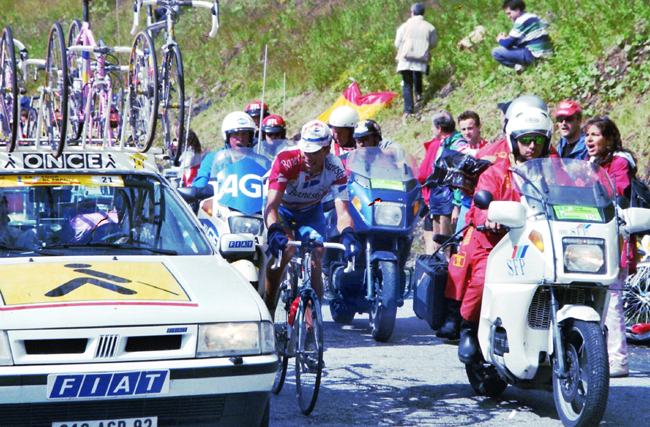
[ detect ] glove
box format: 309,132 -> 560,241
340,227 -> 361,262
267,223 -> 288,257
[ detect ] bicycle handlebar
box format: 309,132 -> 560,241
271,241 -> 355,273
131,0 -> 219,37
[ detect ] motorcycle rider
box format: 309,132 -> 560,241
447,106 -> 554,364
260,114 -> 290,157
352,119 -> 400,150
192,111 -> 256,188
328,106 -> 359,156
265,120 -> 361,312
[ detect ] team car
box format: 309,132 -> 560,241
0,147 -> 275,427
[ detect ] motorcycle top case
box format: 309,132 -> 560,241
413,253 -> 448,330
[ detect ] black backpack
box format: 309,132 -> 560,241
630,177 -> 650,209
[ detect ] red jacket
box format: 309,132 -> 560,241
417,136 -> 445,203
599,155 -> 632,199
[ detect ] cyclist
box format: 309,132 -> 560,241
192,111 -> 255,188
446,106 -> 553,364
328,106 -> 359,156
265,120 -> 361,312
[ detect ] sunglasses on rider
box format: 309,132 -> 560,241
265,132 -> 283,139
517,135 -> 547,146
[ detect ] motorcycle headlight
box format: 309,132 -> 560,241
563,237 -> 606,274
197,322 -> 275,358
0,331 -> 13,366
374,202 -> 403,227
228,216 -> 263,235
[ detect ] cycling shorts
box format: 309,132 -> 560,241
278,203 -> 326,243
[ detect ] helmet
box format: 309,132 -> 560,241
261,114 -> 287,138
221,111 -> 256,145
328,106 -> 359,128
245,101 -> 269,118
353,119 -> 382,139
299,120 -> 332,153
505,106 -> 553,159
505,95 -> 548,120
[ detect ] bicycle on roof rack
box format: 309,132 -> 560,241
125,0 -> 219,166
271,239 -> 353,415
66,0 -> 132,151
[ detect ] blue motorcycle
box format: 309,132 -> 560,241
326,147 -> 422,342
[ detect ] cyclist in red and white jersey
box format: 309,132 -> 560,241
265,120 -> 361,311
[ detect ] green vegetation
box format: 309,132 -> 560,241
2,0 -> 650,171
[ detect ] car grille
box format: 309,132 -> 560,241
125,335 -> 183,352
24,339 -> 88,355
0,395 -> 226,427
527,287 -> 586,329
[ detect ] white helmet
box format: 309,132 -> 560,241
299,120 -> 332,153
328,106 -> 359,128
221,111 -> 256,145
505,106 -> 553,159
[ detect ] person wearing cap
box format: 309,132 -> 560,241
264,120 -> 361,313
555,100 -> 587,160
394,2 -> 437,118
492,0 -> 552,73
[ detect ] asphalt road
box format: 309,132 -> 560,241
269,300 -> 650,427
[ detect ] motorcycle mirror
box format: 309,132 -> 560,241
474,190 -> 494,210
617,195 -> 630,209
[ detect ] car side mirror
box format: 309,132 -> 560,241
474,190 -> 494,210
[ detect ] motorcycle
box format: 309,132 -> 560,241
179,139 -> 293,295
466,157 -> 650,427
326,146 -> 423,342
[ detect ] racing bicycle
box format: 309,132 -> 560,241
66,0 -> 131,148
272,239 -> 352,415
127,0 -> 219,165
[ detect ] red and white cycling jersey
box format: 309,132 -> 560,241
268,147 -> 348,210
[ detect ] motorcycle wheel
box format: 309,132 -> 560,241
553,320 -> 609,427
465,362 -> 507,398
369,260 -> 397,342
329,298 -> 355,325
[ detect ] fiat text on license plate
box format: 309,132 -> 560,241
47,371 -> 169,399
52,417 -> 157,427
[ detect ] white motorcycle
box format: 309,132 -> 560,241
180,140 -> 293,295
466,158 -> 650,427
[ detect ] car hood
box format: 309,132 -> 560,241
0,255 -> 268,330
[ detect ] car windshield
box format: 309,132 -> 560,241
0,173 -> 212,257
512,158 -> 615,210
345,146 -> 419,182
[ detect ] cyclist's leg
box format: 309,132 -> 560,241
264,204 -> 296,312
294,203 -> 327,300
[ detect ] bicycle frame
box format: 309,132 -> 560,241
12,39 -> 46,145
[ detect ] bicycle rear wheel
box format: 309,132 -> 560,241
161,44 -> 184,166
44,22 -> 69,157
295,291 -> 323,415
66,19 -> 83,142
0,26 -> 18,151
127,30 -> 158,152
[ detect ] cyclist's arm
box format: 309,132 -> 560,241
334,199 -> 355,232
265,189 -> 284,228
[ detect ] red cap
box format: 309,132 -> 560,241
555,100 -> 582,117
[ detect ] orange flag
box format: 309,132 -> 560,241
318,82 -> 398,123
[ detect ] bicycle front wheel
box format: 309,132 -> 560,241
295,291 -> 323,415
127,30 -> 158,152
161,44 -> 184,166
66,19 -> 83,143
44,22 -> 69,157
271,281 -> 292,395
0,26 -> 19,151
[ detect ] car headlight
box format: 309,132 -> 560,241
0,331 -> 12,366
229,216 -> 263,235
197,322 -> 274,358
563,237 -> 606,274
374,202 -> 403,227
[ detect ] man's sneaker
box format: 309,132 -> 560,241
610,360 -> 630,377
514,64 -> 525,74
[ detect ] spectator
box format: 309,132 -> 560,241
417,111 -> 465,253
394,2 -> 437,118
555,100 -> 587,159
492,0 -> 552,73
586,117 -> 636,377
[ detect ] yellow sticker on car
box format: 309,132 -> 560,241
0,262 -> 190,306
0,175 -> 124,187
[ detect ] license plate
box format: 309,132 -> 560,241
52,417 -> 157,427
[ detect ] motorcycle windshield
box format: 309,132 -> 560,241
512,158 -> 615,221
345,147 -> 419,190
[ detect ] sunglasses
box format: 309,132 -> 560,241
556,115 -> 576,123
517,135 -> 546,146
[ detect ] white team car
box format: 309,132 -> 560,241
0,148 -> 275,427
